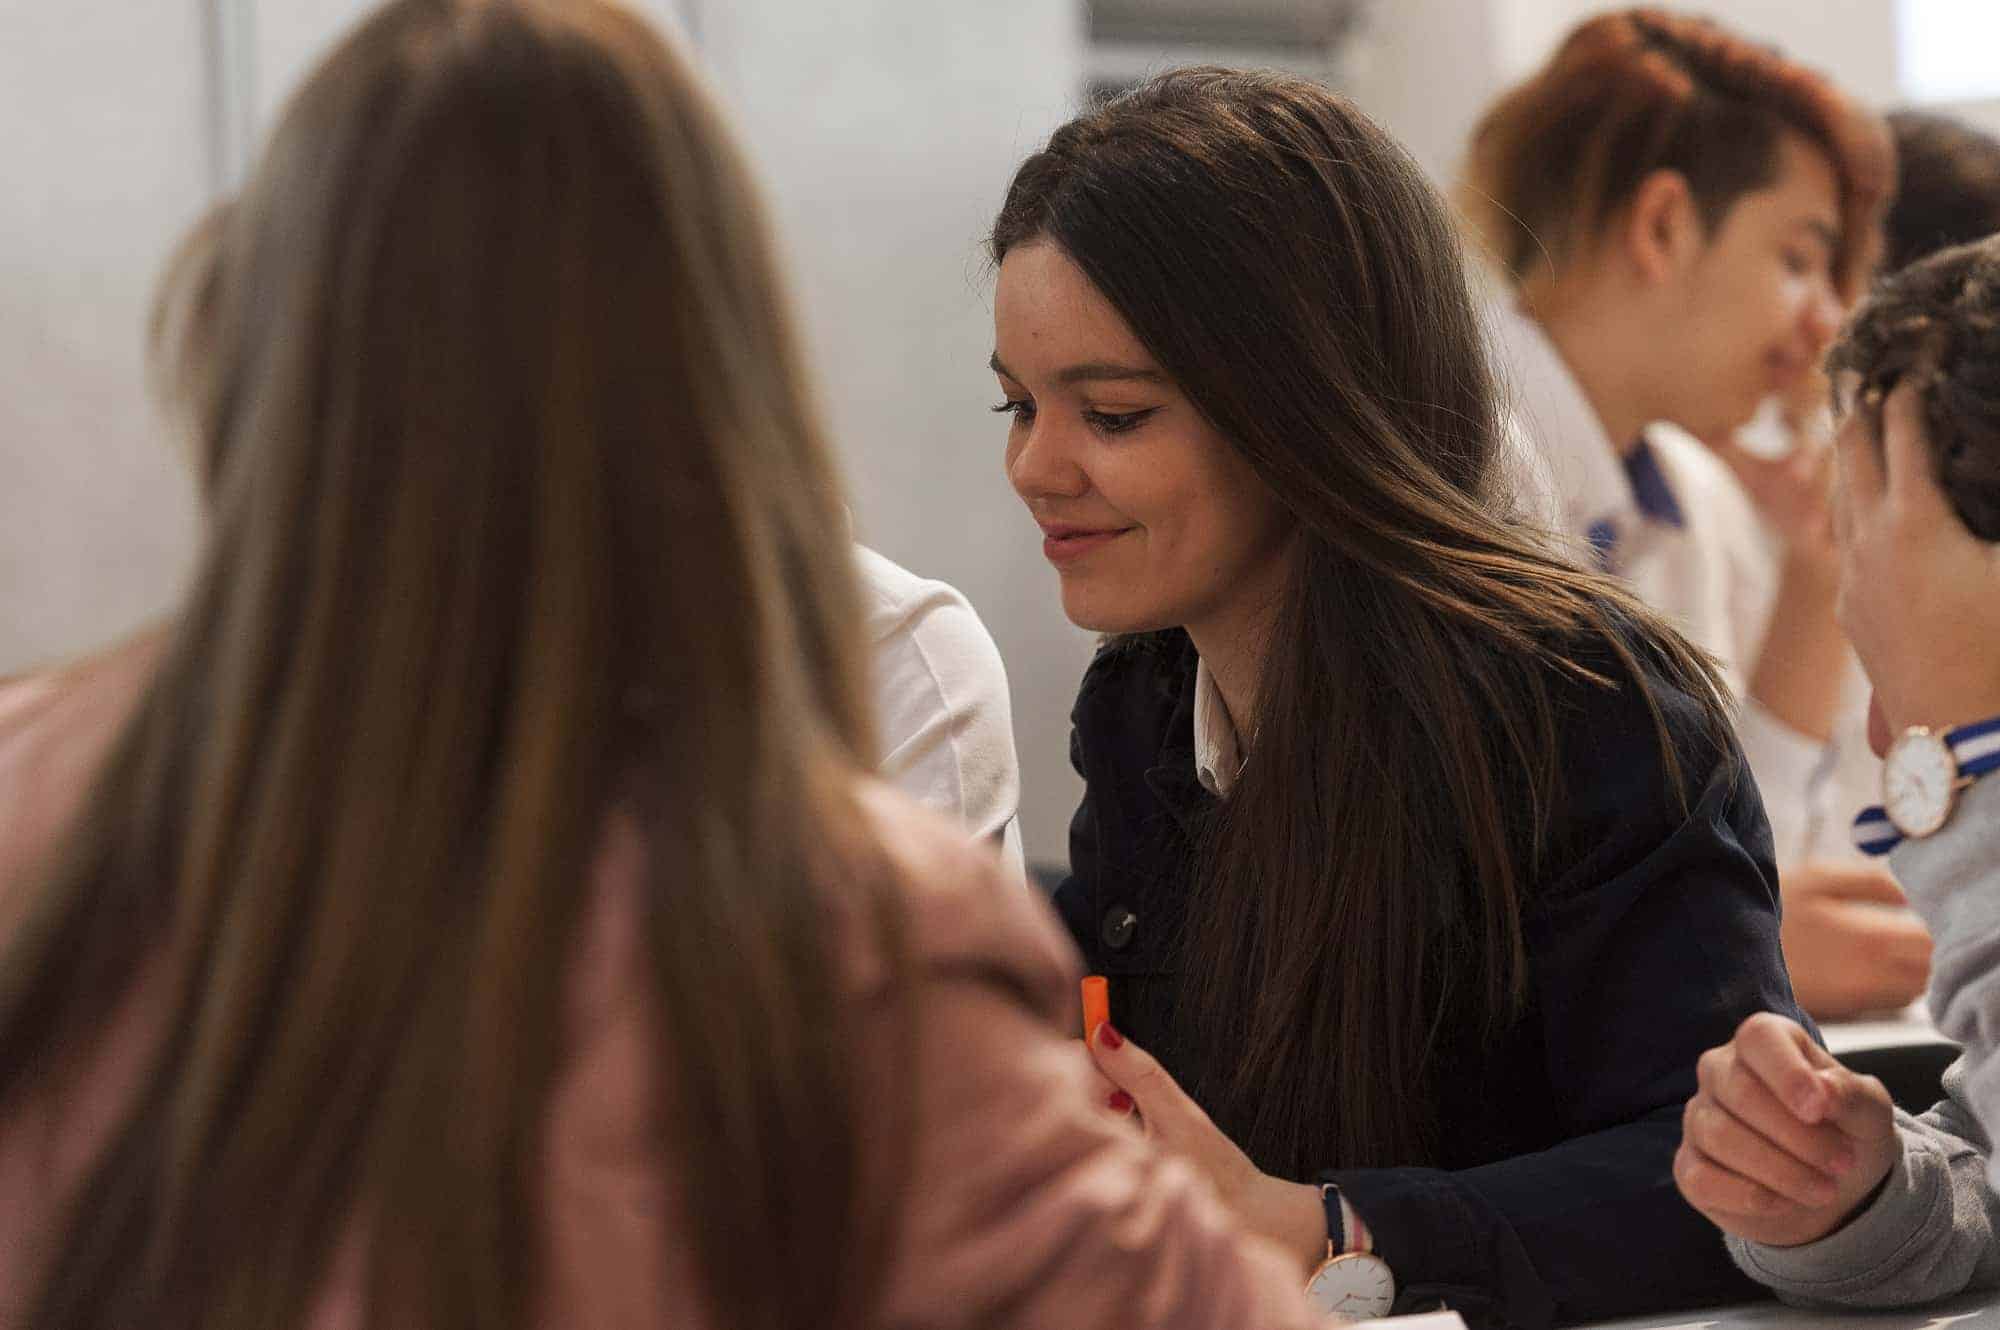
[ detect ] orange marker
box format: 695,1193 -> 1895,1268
1081,975 -> 1110,1042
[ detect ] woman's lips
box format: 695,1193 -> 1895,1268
1041,527 -> 1132,564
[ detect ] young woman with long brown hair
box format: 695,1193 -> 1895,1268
992,67 -> 1808,1327
0,4 -> 1325,1328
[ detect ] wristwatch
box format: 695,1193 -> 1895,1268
1304,1183 -> 1395,1320
1854,715 -> 2000,853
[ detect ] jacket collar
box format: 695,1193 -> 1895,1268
1139,635 -> 1212,837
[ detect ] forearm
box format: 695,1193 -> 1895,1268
1895,776 -> 2000,1159
1737,702 -> 1827,869
1324,1112 -> 1756,1330
1748,555 -> 1847,744
1729,1110 -> 2000,1309
1244,1176 -> 1329,1277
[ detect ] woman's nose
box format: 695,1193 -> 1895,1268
1006,418 -> 1089,502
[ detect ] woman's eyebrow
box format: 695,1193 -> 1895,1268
1055,362 -> 1166,386
987,351 -> 1164,386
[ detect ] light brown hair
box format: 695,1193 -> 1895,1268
0,3 -> 903,1328
1462,8 -> 1891,301
992,68 -> 1731,1174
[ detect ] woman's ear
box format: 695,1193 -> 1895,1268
1623,169 -> 1701,288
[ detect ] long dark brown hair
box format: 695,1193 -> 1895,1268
0,3 -> 902,1328
992,68 -> 1730,1177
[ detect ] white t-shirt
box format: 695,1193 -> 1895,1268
858,545 -> 1025,879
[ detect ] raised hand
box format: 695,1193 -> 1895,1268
1715,421 -> 1839,574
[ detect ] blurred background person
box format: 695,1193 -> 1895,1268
858,544 -> 1025,878
1883,110 -> 2000,272
1712,108 -> 2000,1026
1457,8 -> 1927,1022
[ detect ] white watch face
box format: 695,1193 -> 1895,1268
1885,727 -> 1957,838
1305,1252 -> 1395,1320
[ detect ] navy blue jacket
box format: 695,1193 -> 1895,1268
1054,626 -> 1808,1329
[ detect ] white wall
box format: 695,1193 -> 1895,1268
0,0 -> 208,673
1345,0 -> 1505,183
684,0 -> 1092,867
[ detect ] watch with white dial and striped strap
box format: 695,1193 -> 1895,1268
1304,1183 -> 1395,1319
1854,715 -> 2000,854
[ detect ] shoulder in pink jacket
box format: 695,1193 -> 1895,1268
0,634 -> 1316,1329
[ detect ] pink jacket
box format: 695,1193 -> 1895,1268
0,635 -> 1316,1329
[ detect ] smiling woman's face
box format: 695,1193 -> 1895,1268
992,240 -> 1293,638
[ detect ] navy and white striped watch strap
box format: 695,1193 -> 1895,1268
1854,715 -> 2000,855
1852,808 -> 1905,857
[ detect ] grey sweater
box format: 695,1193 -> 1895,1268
1727,773 -> 2000,1307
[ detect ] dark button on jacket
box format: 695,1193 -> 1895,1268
1054,625 -> 1808,1330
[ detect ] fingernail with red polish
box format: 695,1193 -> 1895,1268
1109,1090 -> 1135,1114
1098,1023 -> 1125,1050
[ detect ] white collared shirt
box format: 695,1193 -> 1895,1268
1485,297 -> 1859,865
1192,656 -> 1244,799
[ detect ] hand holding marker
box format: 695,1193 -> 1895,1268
1083,973 -> 1352,1280
1082,975 -> 1110,1041
1081,976 -> 1133,1117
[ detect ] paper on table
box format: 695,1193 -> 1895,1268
1340,1314 -> 1467,1330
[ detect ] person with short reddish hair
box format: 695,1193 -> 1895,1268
1461,9 -> 1915,1021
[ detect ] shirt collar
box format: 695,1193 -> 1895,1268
1623,434 -> 1686,529
1192,656 -> 1243,798
1486,299 -> 1650,538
